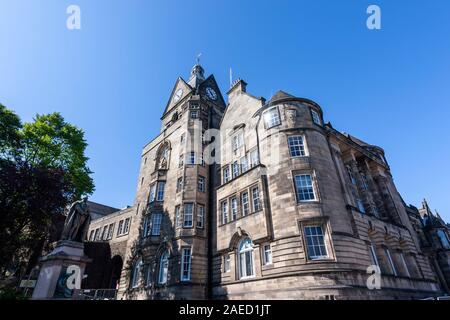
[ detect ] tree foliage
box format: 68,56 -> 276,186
0,104 -> 94,275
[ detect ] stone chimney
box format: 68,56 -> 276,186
227,78 -> 247,99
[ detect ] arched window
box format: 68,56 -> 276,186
131,258 -> 142,288
158,250 -> 169,284
238,238 -> 254,279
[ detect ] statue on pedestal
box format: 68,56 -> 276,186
61,197 -> 91,242
33,198 -> 92,299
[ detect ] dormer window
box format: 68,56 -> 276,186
311,109 -> 322,126
263,106 -> 281,129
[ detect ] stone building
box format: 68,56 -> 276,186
405,200 -> 450,292
84,206 -> 133,290
83,64 -> 447,300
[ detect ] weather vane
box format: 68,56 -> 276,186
196,53 -> 202,65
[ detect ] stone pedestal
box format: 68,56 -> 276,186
32,240 -> 91,300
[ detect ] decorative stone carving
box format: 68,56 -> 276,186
286,109 -> 297,126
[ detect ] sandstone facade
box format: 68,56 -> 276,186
84,65 -> 447,300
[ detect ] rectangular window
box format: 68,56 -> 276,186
400,252 -> 411,278
176,177 -> 183,193
241,192 -> 249,216
294,174 -> 316,202
156,182 -> 165,201
117,221 -> 123,236
123,218 -> 131,234
180,133 -> 185,144
145,264 -> 152,287
252,187 -> 261,212
288,136 -> 306,157
102,226 -> 108,240
190,110 -> 198,119
250,149 -> 259,167
149,184 -> 156,203
264,106 -> 281,128
188,151 -> 196,165
200,152 -> 205,166
151,213 -> 162,236
107,223 -> 115,240
223,166 -> 230,183
369,243 -> 379,267
263,245 -> 273,265
231,197 -> 238,221
311,109 -> 322,126
240,156 -> 248,173
181,248 -> 192,281
224,254 -> 231,273
198,176 -> 205,192
94,228 -> 100,240
179,154 -> 184,167
385,248 -> 397,276
143,215 -> 151,237
304,226 -> 328,260
362,174 -> 369,190
232,161 -> 240,178
197,205 -> 205,228
437,230 -> 450,249
232,132 -> 244,151
221,201 -> 228,224
347,166 -> 356,185
356,199 -> 366,213
183,203 -> 194,228
175,206 -> 181,228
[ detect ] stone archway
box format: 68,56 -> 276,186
109,255 -> 123,289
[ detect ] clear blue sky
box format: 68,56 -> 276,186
1,1 -> 449,221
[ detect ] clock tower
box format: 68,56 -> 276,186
120,64 -> 225,299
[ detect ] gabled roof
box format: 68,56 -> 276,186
161,77 -> 193,118
197,74 -> 226,108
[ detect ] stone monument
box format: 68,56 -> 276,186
32,198 -> 92,299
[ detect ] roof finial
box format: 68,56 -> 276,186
196,53 -> 202,65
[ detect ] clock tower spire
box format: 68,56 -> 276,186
188,54 -> 205,89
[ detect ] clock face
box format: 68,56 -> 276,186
173,89 -> 183,102
205,87 -> 217,100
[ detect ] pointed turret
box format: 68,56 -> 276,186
188,64 -> 205,89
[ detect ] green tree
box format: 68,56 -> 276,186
0,104 -> 94,276
21,112 -> 94,200
0,104 -> 22,159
